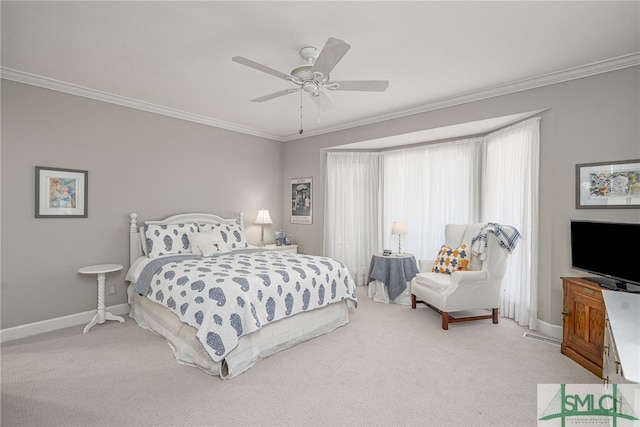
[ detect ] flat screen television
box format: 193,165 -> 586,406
570,220 -> 640,291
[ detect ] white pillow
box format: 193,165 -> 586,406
139,226 -> 147,255
198,222 -> 248,249
190,231 -> 230,256
143,223 -> 197,258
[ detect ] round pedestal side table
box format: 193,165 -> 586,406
79,264 -> 124,333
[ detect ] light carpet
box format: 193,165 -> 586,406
1,286 -> 598,426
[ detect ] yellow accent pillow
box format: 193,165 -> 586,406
431,243 -> 470,274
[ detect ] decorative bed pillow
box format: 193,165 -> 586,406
189,231 -> 231,257
143,223 -> 197,258
432,243 -> 470,274
198,222 -> 248,249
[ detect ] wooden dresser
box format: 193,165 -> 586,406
561,277 -> 606,378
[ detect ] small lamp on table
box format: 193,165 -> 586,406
255,209 -> 273,247
392,221 -> 407,254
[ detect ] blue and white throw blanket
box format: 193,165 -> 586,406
471,223 -> 522,260
134,249 -> 357,362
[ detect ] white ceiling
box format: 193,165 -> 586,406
2,1 -> 639,143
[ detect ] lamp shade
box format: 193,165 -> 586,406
255,209 -> 273,225
392,221 -> 407,235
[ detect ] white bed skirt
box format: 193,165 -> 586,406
367,280 -> 412,305
128,284 -> 350,379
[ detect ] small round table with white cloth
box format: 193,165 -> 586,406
367,253 -> 419,305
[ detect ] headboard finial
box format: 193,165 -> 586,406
129,213 -> 138,233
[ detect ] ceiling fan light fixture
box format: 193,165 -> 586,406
302,81 -> 319,94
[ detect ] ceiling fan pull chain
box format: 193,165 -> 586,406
299,88 -> 304,134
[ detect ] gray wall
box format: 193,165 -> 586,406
282,66 -> 640,327
1,80 -> 283,329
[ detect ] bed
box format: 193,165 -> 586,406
125,212 -> 357,379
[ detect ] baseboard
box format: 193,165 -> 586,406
534,318 -> 563,341
0,303 -> 130,343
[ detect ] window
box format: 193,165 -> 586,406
325,117 -> 540,327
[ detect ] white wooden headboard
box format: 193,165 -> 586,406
128,212 -> 244,267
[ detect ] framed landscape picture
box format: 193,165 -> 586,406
576,159 -> 640,209
35,166 -> 88,218
291,177 -> 312,224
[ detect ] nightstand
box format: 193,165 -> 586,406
264,244 -> 298,254
79,264 -> 125,333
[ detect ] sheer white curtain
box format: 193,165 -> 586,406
324,152 -> 382,285
382,139 -> 481,260
481,117 -> 540,328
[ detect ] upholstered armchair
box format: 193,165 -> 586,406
410,223 -> 510,330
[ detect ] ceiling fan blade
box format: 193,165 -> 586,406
232,56 -> 293,81
310,91 -> 336,112
329,80 -> 389,92
311,37 -> 351,78
251,88 -> 299,102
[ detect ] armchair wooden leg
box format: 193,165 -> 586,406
442,312 -> 449,330
411,294 -> 417,309
492,308 -> 499,324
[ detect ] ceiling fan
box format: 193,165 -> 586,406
232,37 -> 389,128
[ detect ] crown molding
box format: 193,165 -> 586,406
0,67 -> 283,141
3,52 -> 638,143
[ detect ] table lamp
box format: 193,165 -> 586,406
255,209 -> 273,246
392,221 -> 407,254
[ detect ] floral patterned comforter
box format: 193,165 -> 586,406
134,249 -> 357,362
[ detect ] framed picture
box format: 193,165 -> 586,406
35,166 -> 88,218
576,159 -> 640,209
291,177 -> 312,224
